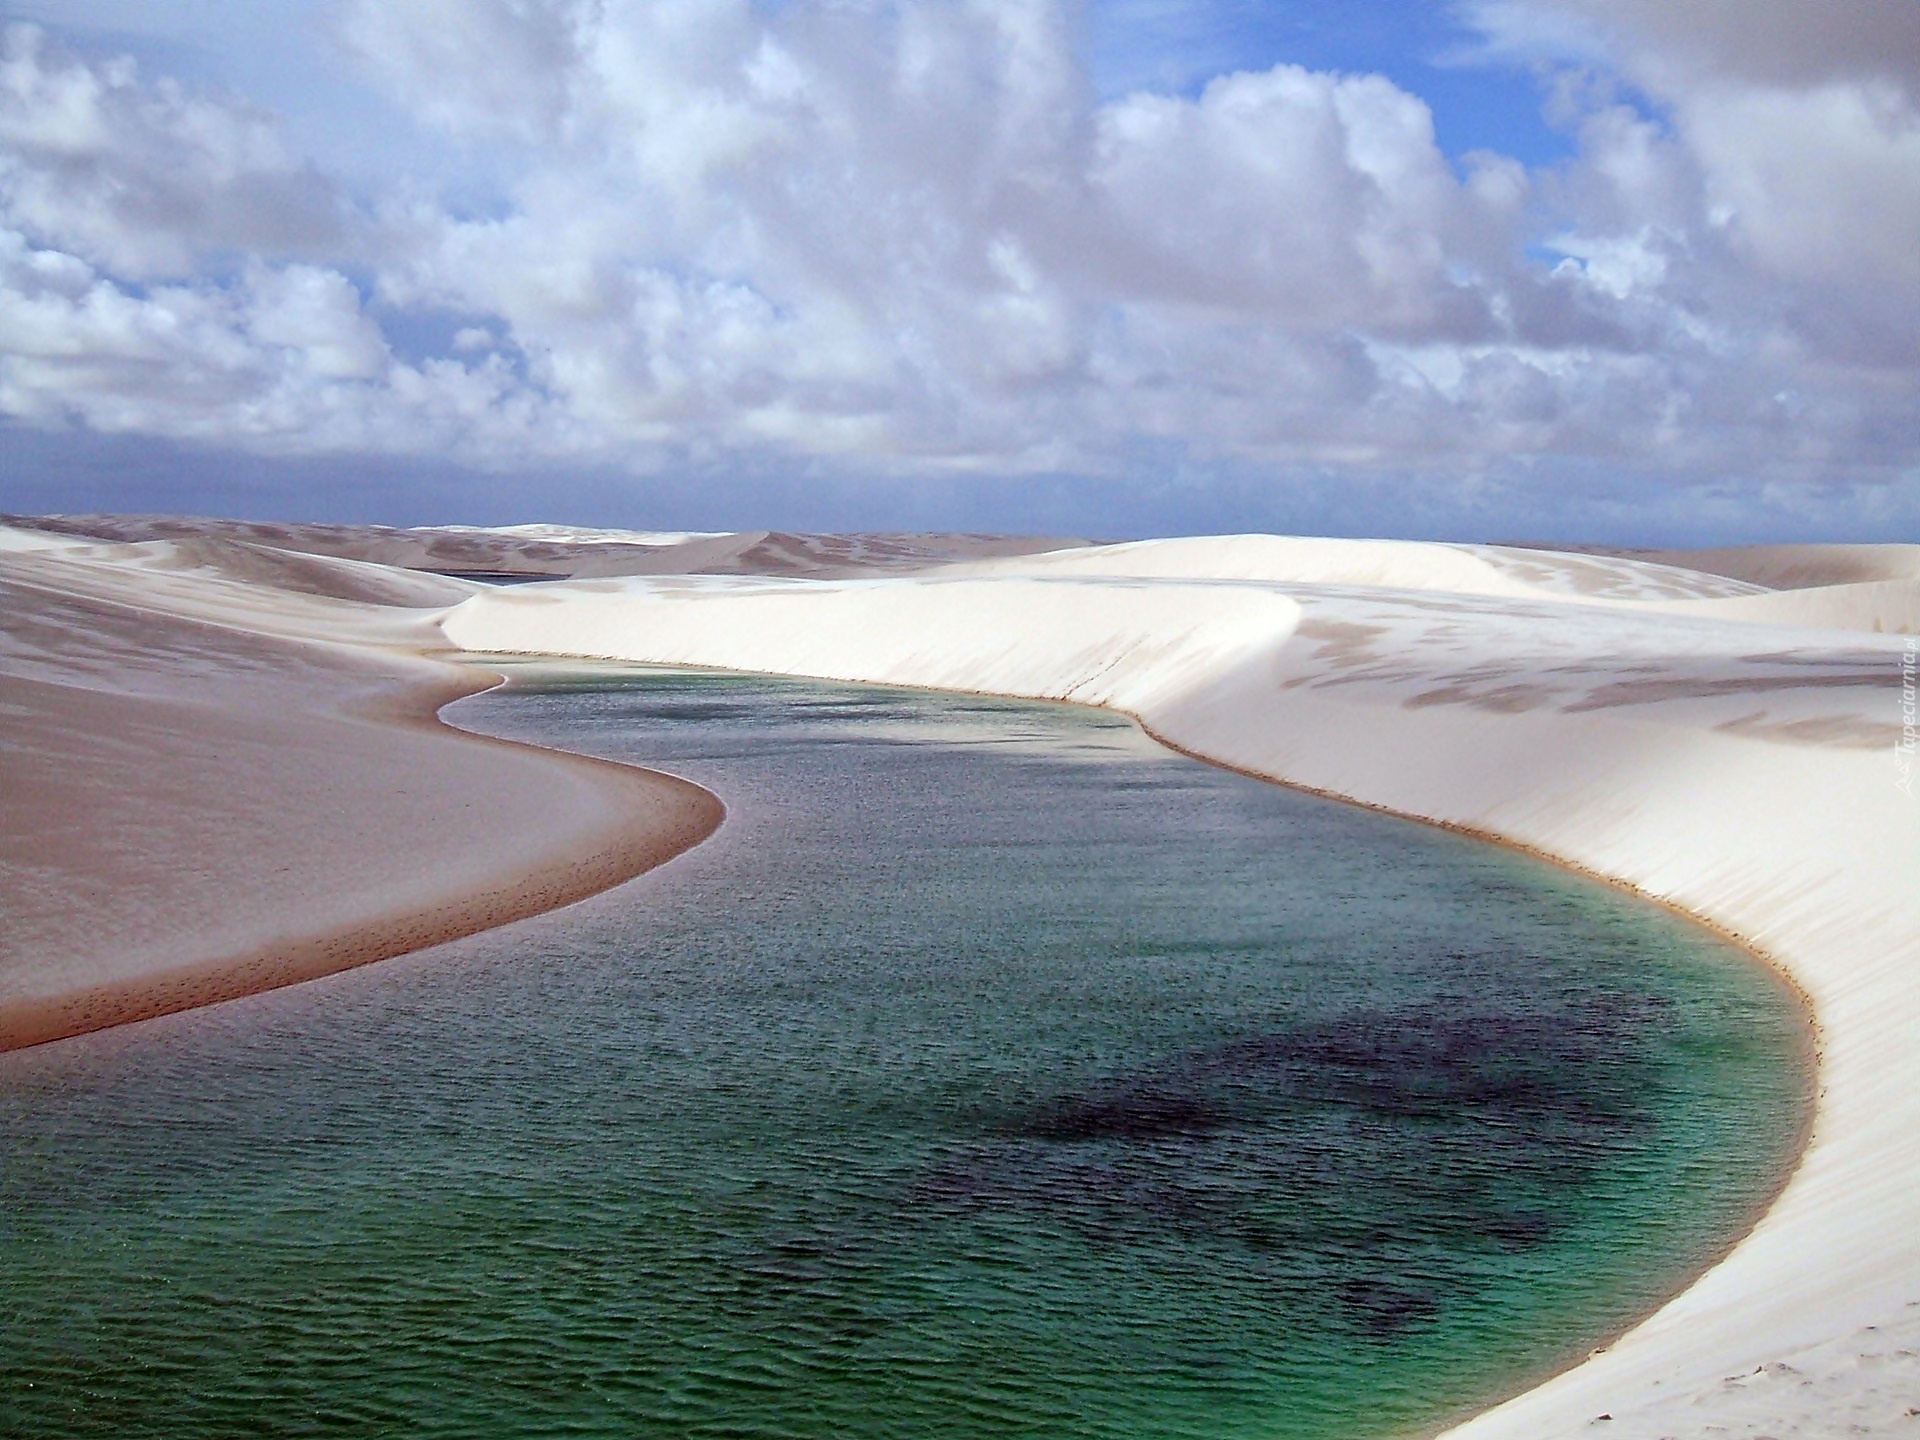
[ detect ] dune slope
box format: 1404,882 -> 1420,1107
0,530 -> 722,1051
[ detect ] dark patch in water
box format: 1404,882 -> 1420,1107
911,993 -> 1664,1294
1028,1090 -> 1235,1142
1013,994 -> 1661,1143
1338,1279 -> 1441,1338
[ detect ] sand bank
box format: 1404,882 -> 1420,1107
0,528 -> 722,1052
440,532 -> 1919,1439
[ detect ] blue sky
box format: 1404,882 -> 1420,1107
1,0 -> 1916,540
1087,0 -> 1571,163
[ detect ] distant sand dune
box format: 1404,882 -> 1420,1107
1,511 -> 1088,580
1625,542 -> 1920,590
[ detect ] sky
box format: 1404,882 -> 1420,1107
0,0 -> 1916,541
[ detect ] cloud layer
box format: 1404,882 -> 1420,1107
1,1 -> 1916,530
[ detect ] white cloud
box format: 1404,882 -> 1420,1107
0,225 -> 570,459
1491,0 -> 1920,94
1472,0 -> 1920,362
339,0 -> 594,141
0,2 -> 1915,525
353,2 -> 1543,469
0,23 -> 346,277
244,265 -> 390,380
1087,66 -> 1468,327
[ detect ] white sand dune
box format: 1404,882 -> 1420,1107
2,517 -> 1914,1436
0,524 -> 721,1051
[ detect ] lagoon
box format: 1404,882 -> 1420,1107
0,667 -> 1810,1439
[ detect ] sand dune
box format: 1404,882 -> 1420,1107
945,532 -> 1769,601
1624,543 -> 1920,590
1,512 -> 1088,579
0,525 -> 721,1051
3,518 -> 1915,1436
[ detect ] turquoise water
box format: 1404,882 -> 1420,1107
0,667 -> 1810,1440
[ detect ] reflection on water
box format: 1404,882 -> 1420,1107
0,666 -> 1810,1440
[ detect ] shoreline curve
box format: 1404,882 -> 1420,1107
456,653 -> 1825,1438
0,533 -> 727,1054
0,667 -> 723,1054
1130,711 -> 1823,1439
441,549 -> 1916,1440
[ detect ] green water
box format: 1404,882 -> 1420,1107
0,668 -> 1810,1439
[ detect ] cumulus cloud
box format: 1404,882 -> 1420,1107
1474,0 -> 1920,362
0,223 -> 564,459
1487,0 -> 1920,93
1090,66 -> 1477,327
356,1 -> 1562,469
0,23 -> 346,277
0,1 -> 1916,526
340,0 -> 594,140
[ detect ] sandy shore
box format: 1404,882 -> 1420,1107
4,515 -> 1916,1437
0,527 -> 723,1052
